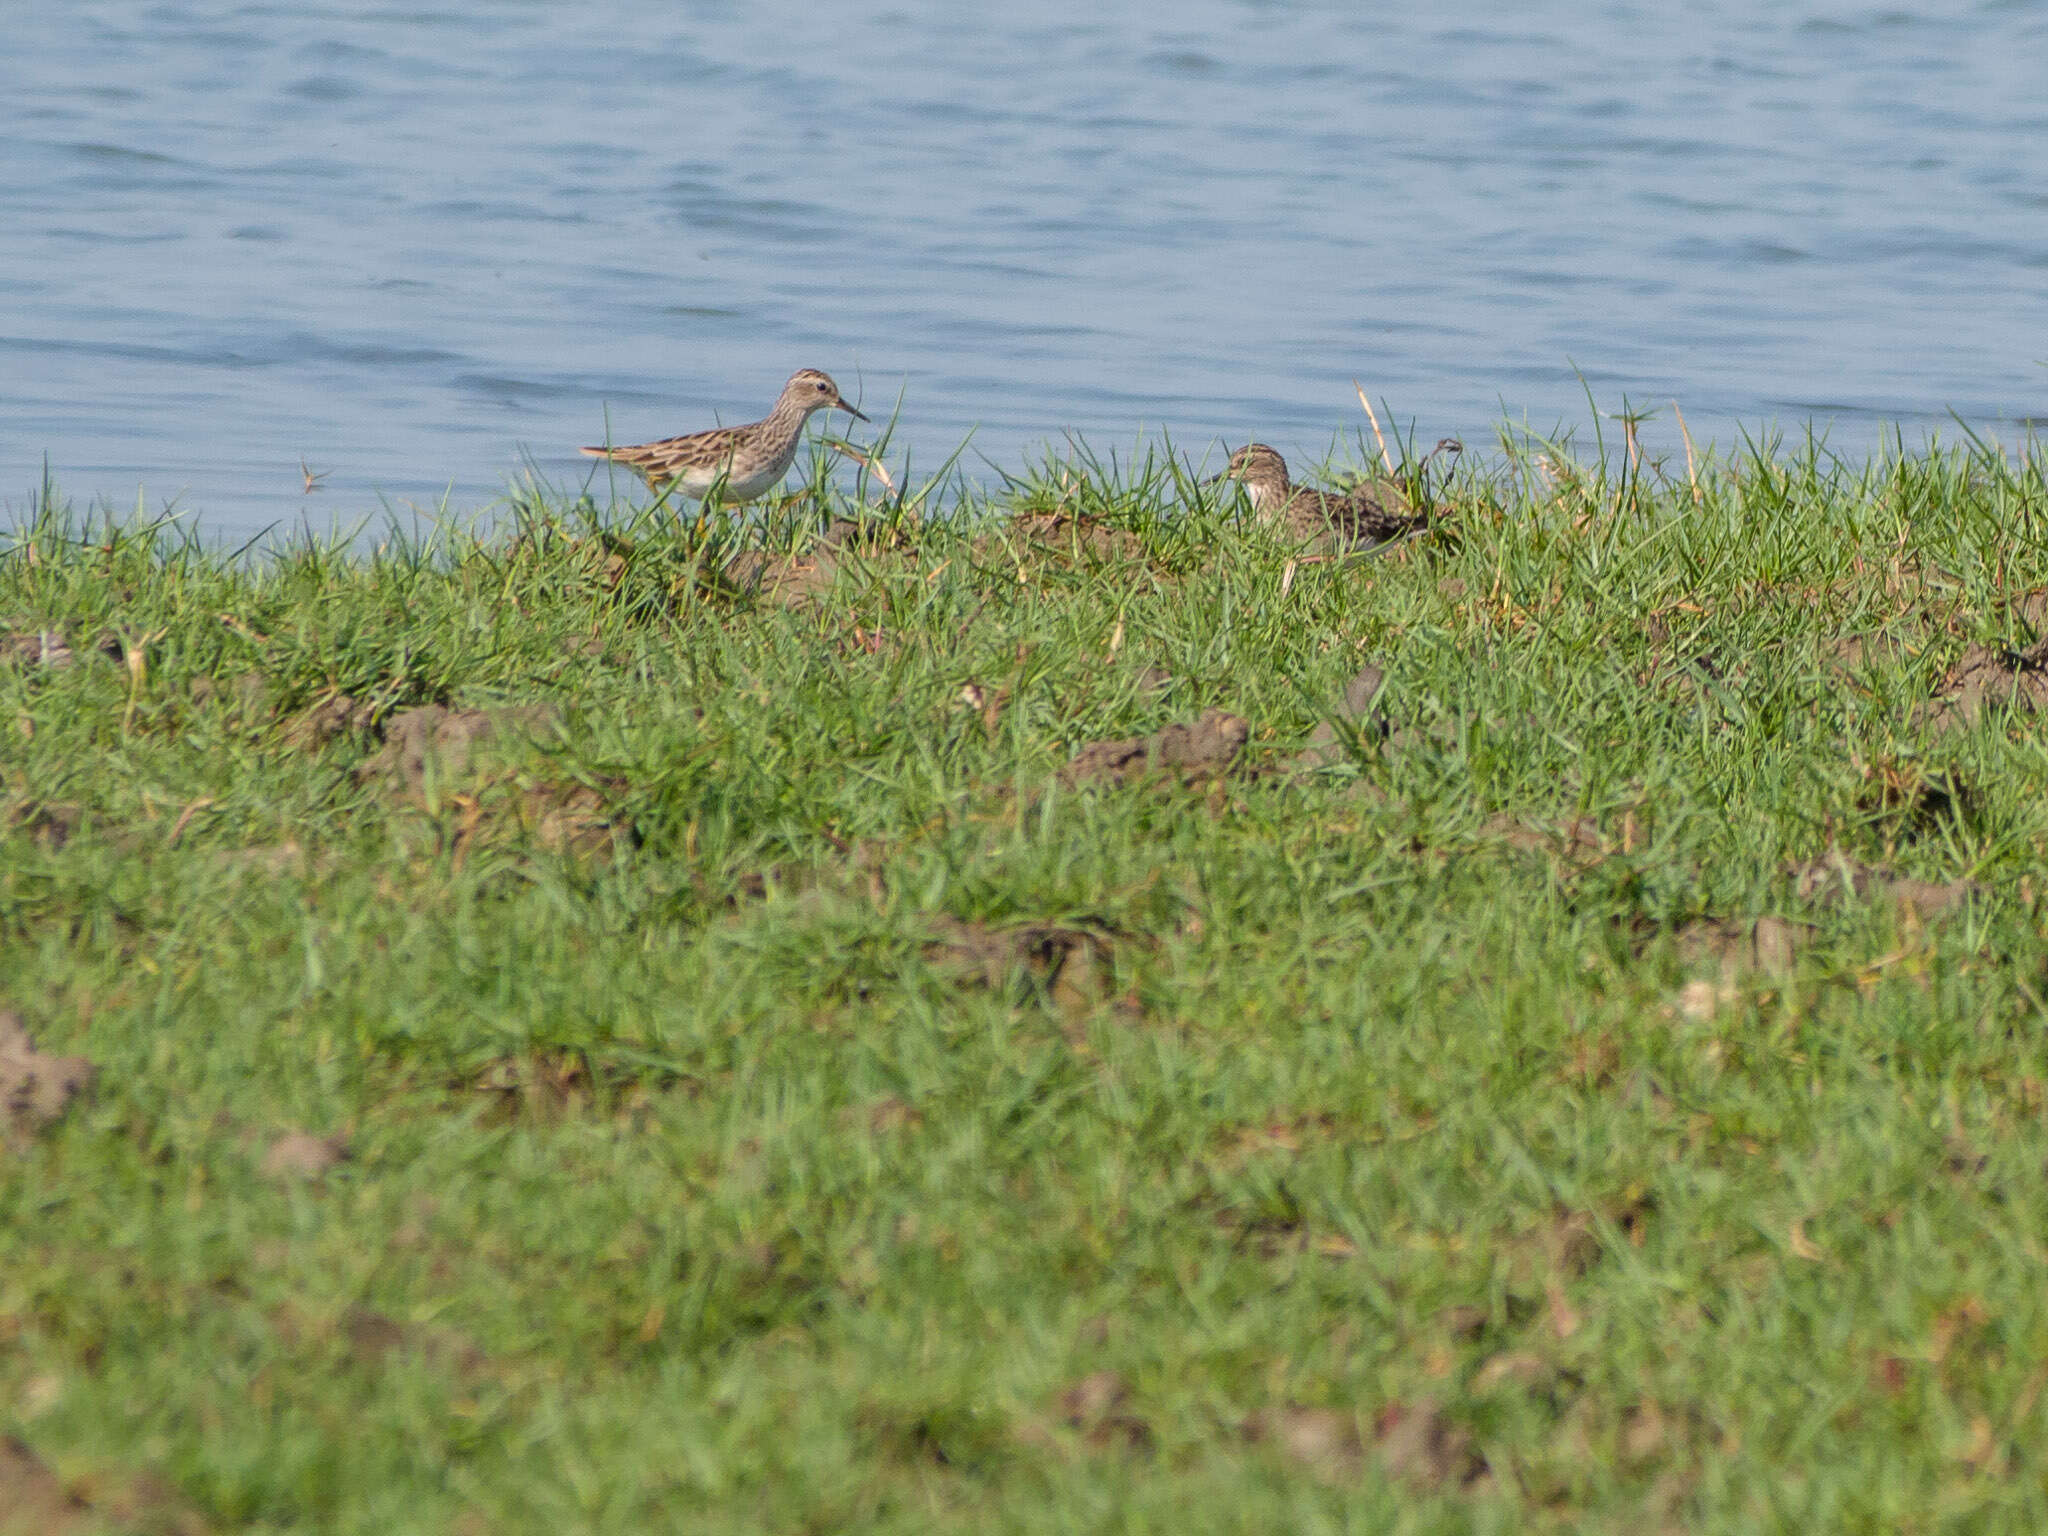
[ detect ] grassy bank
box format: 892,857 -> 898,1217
6,427 -> 2048,1533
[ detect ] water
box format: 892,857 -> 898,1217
5,1 -> 2046,540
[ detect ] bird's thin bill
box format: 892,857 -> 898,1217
835,398 -> 870,422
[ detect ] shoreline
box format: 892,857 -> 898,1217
15,411 -> 2048,551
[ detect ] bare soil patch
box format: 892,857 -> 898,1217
1057,1372 -> 1154,1454
989,512 -> 1144,564
1790,854 -> 1976,918
260,1128 -> 351,1183
1817,632 -> 1918,675
280,689 -> 373,751
1290,663 -> 1392,771
722,518 -> 902,608
924,919 -> 1118,1011
723,544 -> 842,608
2003,586 -> 2048,637
355,704 -> 557,794
1012,1370 -> 1154,1459
0,1438 -> 77,1536
213,842 -> 312,880
355,705 -> 628,858
1061,709 -> 1248,788
0,1435 -> 203,1536
457,1049 -> 663,1123
841,1096 -> 924,1136
1241,1397 -> 1486,1491
187,669 -> 276,730
0,627 -> 74,670
4,798 -> 80,850
1482,812 -> 1607,870
1852,759 -> 1976,840
269,1302 -> 490,1380
1214,1112 -> 1342,1170
0,1010 -> 94,1140
1920,637 -> 2048,734
1672,916 -> 1812,977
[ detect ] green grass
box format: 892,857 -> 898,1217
6,424 -> 2048,1533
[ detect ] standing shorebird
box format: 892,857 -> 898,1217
1212,440 -> 1461,552
580,368 -> 868,501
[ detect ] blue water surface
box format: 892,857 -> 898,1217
4,1 -> 2045,537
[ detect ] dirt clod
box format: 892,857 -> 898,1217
1531,1208 -> 1604,1279
463,1051 -> 601,1120
1471,1350 -> 1557,1394
5,801 -> 80,851
1921,637 -> 2048,734
846,1096 -> 924,1135
1059,1370 -> 1129,1426
515,781 -> 625,859
724,522 -> 865,608
1014,1371 -> 1152,1458
337,1305 -> 490,1376
1621,1399 -> 1671,1462
1244,1398 -> 1485,1491
1058,1371 -> 1152,1451
0,629 -> 73,670
343,1307 -> 409,1363
1440,1303 -> 1491,1341
0,1011 -> 94,1139
1373,1398 -> 1487,1490
1292,663 -> 1393,769
1790,855 -> 1975,918
1062,708 -> 1248,787
190,670 -> 272,724
0,1435 -> 202,1536
356,705 -> 555,795
261,1129 -> 351,1182
354,705 -> 624,856
926,920 -> 1114,1000
1484,812 -> 1606,868
1673,915 -> 1811,977
1000,512 -> 1143,562
0,1436 -> 77,1536
1244,1406 -> 1364,1479
268,1302 -> 491,1379
1816,629 -> 1919,676
282,690 -> 373,750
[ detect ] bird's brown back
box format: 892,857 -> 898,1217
1288,478 -> 1427,550
579,426 -> 747,487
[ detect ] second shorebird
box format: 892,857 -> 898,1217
1215,440 -> 1460,552
580,368 -> 868,501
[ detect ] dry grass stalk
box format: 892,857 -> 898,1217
825,440 -> 897,498
1674,401 -> 1702,505
1352,380 -> 1396,475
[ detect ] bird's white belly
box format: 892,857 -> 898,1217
674,449 -> 796,502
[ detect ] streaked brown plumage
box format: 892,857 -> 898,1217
1215,440 -> 1460,552
579,368 -> 867,500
